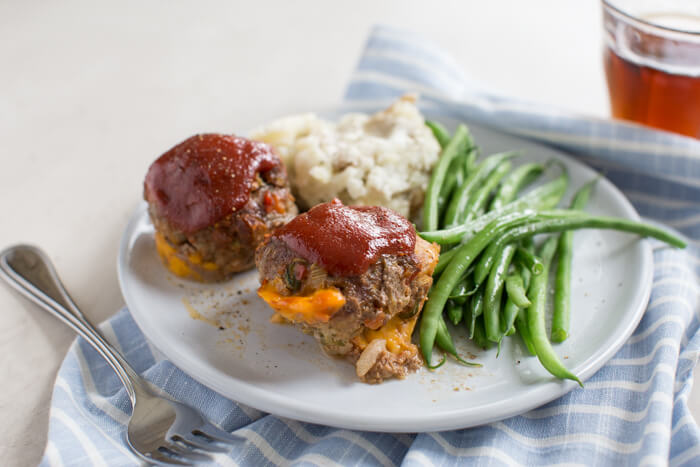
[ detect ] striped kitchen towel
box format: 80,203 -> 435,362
43,25 -> 700,466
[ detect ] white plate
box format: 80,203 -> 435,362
117,111 -> 652,433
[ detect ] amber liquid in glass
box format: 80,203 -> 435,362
605,47 -> 700,138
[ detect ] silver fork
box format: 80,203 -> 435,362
0,245 -> 240,465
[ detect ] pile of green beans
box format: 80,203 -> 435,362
418,120 -> 687,385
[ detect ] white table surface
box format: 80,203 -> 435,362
1,1 -> 697,465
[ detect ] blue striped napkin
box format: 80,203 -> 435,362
43,25 -> 700,466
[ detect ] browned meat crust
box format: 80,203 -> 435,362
359,348 -> 423,384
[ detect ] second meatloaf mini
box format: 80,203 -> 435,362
256,199 -> 439,383
144,133 -> 297,282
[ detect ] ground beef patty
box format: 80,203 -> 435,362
255,200 -> 439,383
144,133 -> 297,282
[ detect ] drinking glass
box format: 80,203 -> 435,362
602,0 -> 700,138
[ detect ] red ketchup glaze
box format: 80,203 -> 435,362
274,199 -> 416,276
144,134 -> 280,234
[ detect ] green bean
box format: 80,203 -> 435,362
569,176 -> 597,208
476,209 -> 686,285
438,155 -> 466,216
436,315 -> 481,367
505,274 -> 531,308
423,124 -> 471,232
528,236 -> 583,386
483,244 -> 516,342
463,302 -> 473,338
521,236 -> 535,253
473,290 -> 484,318
464,148 -> 478,173
449,274 -> 475,304
425,120 -> 451,148
444,148 -> 479,222
477,209 -> 685,298
503,261 -> 532,336
435,249 -> 459,275
462,160 -> 513,222
446,300 -> 464,325
472,316 -> 492,350
514,246 -> 544,276
485,213 -> 687,269
421,166 -> 569,245
443,151 -> 516,227
518,257 -> 532,289
419,210 -> 538,365
432,196 -> 566,276
434,199 -> 568,279
514,307 -> 536,356
425,354 -> 447,369
490,162 -> 545,211
552,178 -> 598,343
502,298 -> 519,336
468,286 -> 484,339
474,210 -> 586,284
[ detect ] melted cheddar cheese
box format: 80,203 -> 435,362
186,249 -> 219,271
154,232 -> 218,280
354,314 -> 419,355
257,283 -> 346,324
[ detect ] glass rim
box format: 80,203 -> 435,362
602,0 -> 700,36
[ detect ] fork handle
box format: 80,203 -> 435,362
0,244 -> 140,404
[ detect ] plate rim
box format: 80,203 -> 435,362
117,111 -> 653,433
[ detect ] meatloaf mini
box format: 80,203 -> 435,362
256,199 -> 439,383
144,133 -> 297,282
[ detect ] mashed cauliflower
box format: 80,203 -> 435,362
250,95 -> 440,221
